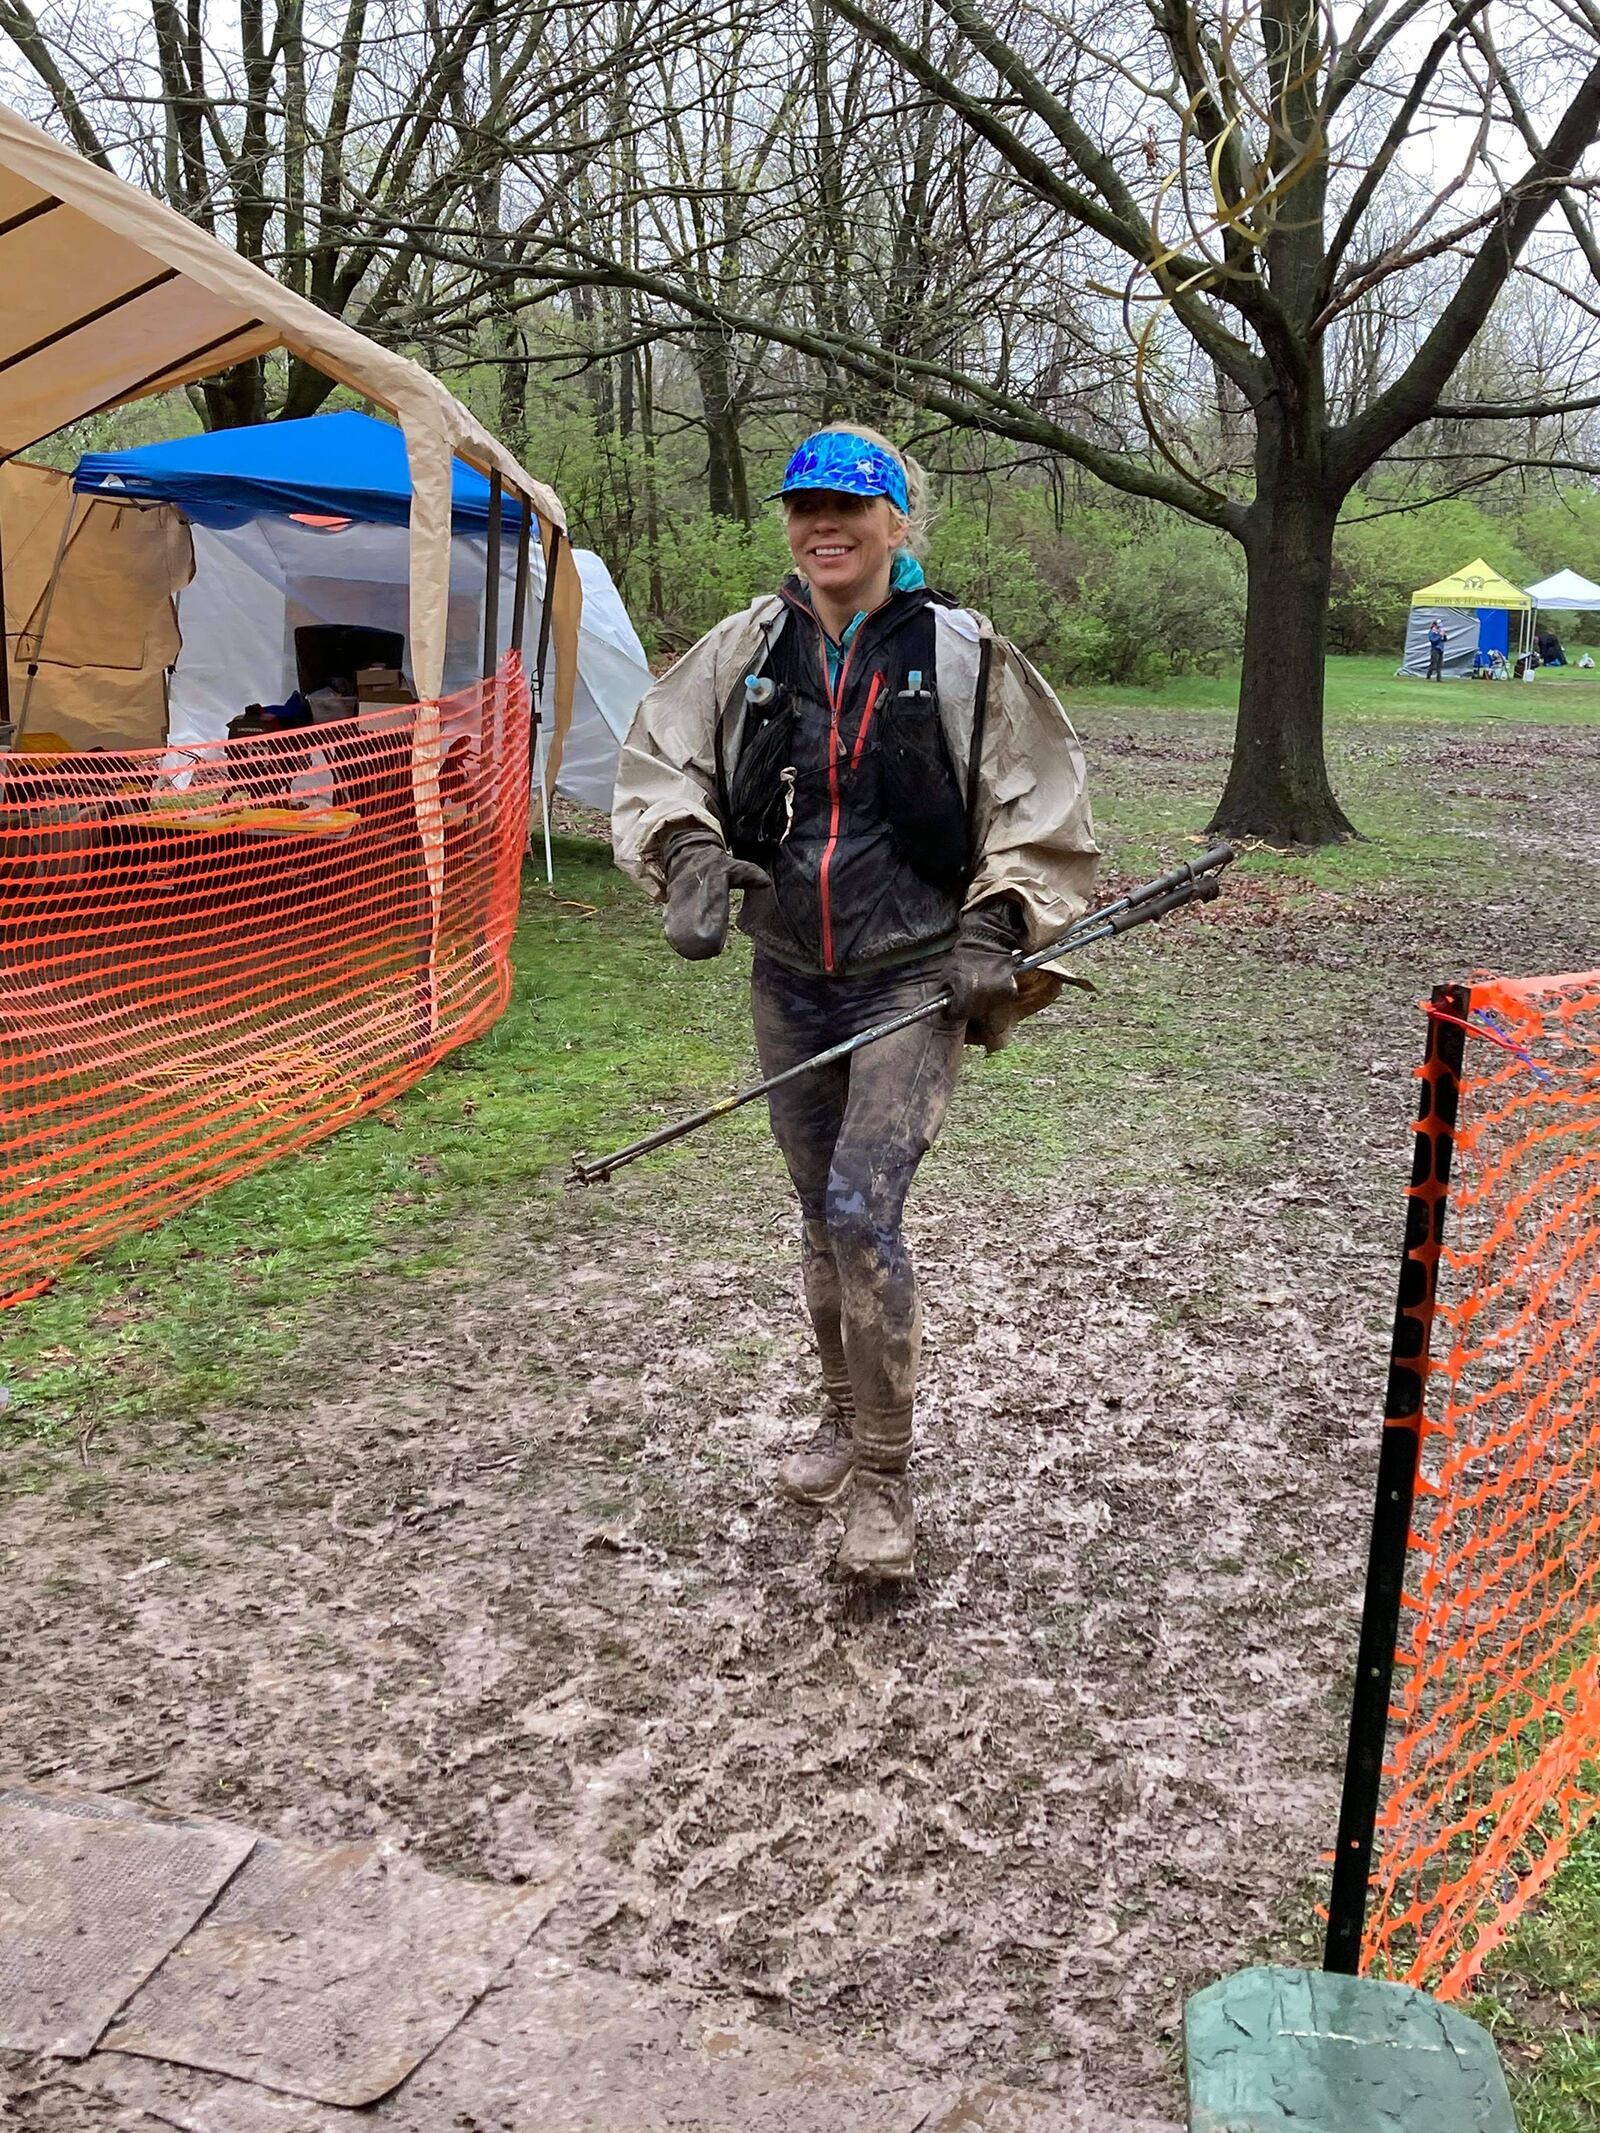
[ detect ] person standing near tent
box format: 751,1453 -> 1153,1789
612,427 -> 1098,1584
1426,618 -> 1446,680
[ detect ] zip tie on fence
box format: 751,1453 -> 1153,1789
1419,998 -> 1556,1085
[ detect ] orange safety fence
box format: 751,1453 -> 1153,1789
0,655 -> 531,1308
1327,969 -> 1600,1994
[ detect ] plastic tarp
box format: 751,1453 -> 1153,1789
0,459 -> 192,748
1409,560 -> 1531,610
0,99 -> 577,703
76,411 -> 531,534
1399,607 -> 1478,679
168,517 -> 648,810
70,411 -> 607,785
1524,569 -> 1600,610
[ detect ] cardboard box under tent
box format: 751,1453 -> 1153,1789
1399,559 -> 1532,678
72,412 -> 652,812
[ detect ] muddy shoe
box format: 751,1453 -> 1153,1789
835,1471 -> 914,1582
775,1407 -> 856,1506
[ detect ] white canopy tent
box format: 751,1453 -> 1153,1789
167,515 -> 648,812
1524,569 -> 1600,610
1524,570 -> 1600,672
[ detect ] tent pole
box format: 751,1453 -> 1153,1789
509,499 -> 547,875
483,472 -> 502,681
529,523 -> 563,888
0,460 -> 11,735
16,488 -> 79,741
511,502 -> 531,656
533,715 -> 554,886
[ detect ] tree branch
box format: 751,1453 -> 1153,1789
0,0 -> 111,164
517,240 -> 1243,529
1330,52 -> 1600,482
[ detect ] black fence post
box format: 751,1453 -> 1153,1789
1323,981 -> 1470,1975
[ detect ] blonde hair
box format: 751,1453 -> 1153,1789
792,422 -> 933,557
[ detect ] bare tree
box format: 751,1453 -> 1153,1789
0,0 -> 647,427
520,0 -> 1600,842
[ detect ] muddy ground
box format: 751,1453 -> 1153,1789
4,711 -> 1598,2128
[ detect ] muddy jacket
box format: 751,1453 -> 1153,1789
612,583 -> 1099,974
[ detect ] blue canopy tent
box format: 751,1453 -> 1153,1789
75,411 -> 530,534
69,412 -> 648,826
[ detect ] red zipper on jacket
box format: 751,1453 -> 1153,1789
851,672 -> 885,772
781,588 -> 889,976
816,635 -> 859,973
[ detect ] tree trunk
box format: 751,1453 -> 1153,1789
694,331 -> 750,521
640,343 -> 665,620
278,358 -> 337,422
1209,468 -> 1354,845
201,358 -> 269,429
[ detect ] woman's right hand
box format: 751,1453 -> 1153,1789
662,833 -> 772,959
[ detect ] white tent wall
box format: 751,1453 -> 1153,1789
168,517 -> 650,809
1399,607 -> 1477,678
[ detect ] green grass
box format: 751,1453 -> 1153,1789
1059,649 -> 1600,725
0,832 -> 757,1456
1471,1823 -> 1600,2131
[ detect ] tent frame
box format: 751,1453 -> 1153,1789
0,97 -> 581,759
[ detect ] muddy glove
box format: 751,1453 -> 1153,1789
942,896 -> 1027,1051
661,830 -> 772,961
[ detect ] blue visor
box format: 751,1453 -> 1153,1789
772,432 -> 909,513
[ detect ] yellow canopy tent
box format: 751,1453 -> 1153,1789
1402,559 -> 1533,678
0,98 -> 581,763
1409,560 -> 1532,610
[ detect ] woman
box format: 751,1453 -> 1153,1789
612,426 -> 1098,1583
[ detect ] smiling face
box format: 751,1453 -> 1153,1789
783,489 -> 903,617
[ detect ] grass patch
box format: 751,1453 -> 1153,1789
1060,651 -> 1600,727
1,833 -> 754,1454
1471,1821 -> 1600,2132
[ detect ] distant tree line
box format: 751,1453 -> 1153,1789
4,0 -> 1600,838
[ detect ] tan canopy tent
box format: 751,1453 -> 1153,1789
0,460 -> 192,749
0,98 -> 580,738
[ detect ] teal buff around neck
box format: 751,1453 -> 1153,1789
822,550 -> 927,686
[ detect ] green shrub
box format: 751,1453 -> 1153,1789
1084,522 -> 1247,681
627,514 -> 792,654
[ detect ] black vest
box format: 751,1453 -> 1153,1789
716,584 -> 980,977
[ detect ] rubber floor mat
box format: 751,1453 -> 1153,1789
0,1793 -> 254,2057
103,1836 -> 551,2105
76,1957 -> 1130,2130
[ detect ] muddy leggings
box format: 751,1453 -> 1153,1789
751,954 -> 963,1475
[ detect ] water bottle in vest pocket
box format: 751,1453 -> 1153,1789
877,669 -> 969,891
724,676 -> 797,862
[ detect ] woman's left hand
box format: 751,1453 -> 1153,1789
942,898 -> 1024,1050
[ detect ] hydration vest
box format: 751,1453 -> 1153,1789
714,583 -> 988,977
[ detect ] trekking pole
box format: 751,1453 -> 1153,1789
570,844 -> 1235,1187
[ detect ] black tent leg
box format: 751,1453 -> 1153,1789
482,474 -> 503,681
